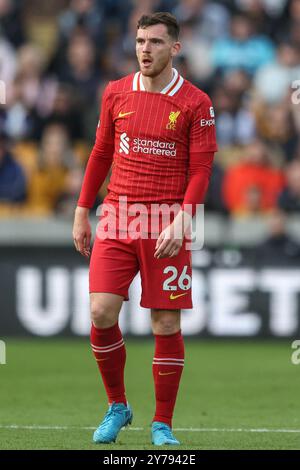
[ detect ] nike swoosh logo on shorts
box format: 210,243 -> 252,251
169,293 -> 188,300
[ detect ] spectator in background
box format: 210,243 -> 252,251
58,30 -> 101,106
289,20 -> 300,50
56,166 -> 84,217
102,0 -> 133,35
222,139 -> 285,216
15,43 -> 58,121
212,71 -> 256,147
58,0 -> 104,45
278,158 -> 300,213
27,123 -> 79,215
174,0 -> 230,86
2,75 -> 39,140
211,13 -> 275,76
39,83 -> 83,141
175,19 -> 214,86
234,0 -> 288,38
278,0 -> 300,44
0,131 -> 26,203
0,0 -> 24,47
2,43 -> 55,142
173,0 -> 230,41
0,32 -> 17,88
289,0 -> 300,22
255,208 -> 300,266
254,42 -> 300,104
255,101 -> 299,162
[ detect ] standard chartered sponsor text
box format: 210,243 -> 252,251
132,137 -> 176,156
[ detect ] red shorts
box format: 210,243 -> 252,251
89,235 -> 193,309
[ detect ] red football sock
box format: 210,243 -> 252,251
152,330 -> 185,427
91,323 -> 127,405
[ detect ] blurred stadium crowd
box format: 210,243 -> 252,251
0,0 -> 300,219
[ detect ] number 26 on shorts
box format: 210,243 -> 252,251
163,265 -> 191,291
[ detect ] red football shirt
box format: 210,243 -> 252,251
78,68 -> 217,209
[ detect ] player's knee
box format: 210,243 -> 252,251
156,322 -> 179,335
152,311 -> 180,335
90,300 -> 117,328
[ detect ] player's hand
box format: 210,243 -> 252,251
154,223 -> 183,259
154,209 -> 192,259
73,206 -> 92,258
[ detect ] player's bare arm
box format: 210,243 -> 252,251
73,206 -> 91,258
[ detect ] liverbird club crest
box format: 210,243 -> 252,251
166,111 -> 181,130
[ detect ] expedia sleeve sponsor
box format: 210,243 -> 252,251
200,118 -> 215,127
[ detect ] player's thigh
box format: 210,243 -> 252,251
89,235 -> 139,300
138,237 -> 193,310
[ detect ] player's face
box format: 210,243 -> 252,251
136,24 -> 180,77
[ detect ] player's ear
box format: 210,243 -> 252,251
171,41 -> 181,58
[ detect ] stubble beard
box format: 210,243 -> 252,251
139,56 -> 171,78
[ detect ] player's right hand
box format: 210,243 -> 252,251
73,206 -> 92,258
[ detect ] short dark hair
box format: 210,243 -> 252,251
137,12 -> 180,41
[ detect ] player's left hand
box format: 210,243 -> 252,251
154,218 -> 184,259
154,227 -> 183,258
154,209 -> 192,259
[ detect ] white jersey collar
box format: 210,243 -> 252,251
133,68 -> 184,96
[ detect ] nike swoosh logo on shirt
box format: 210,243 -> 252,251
118,111 -> 135,118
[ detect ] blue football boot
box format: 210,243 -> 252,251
151,421 -> 180,445
93,402 -> 133,443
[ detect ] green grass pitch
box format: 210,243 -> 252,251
0,338 -> 299,450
